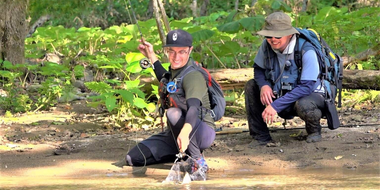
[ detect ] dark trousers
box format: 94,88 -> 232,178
127,107 -> 216,166
245,79 -> 326,141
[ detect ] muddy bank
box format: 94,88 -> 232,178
0,101 -> 379,189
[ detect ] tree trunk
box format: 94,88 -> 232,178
200,0 -> 210,16
301,0 -> 308,12
147,0 -> 154,19
140,69 -> 380,91
191,0 -> 198,17
0,0 -> 28,65
157,0 -> 170,33
152,0 -> 166,46
234,0 -> 239,11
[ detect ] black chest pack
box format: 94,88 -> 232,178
295,28 -> 343,130
159,60 -> 226,122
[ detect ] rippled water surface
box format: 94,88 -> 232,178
1,164 -> 379,190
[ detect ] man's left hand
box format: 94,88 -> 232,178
262,105 -> 278,125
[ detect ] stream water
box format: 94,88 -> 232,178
1,164 -> 379,190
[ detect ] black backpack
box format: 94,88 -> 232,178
176,60 -> 226,121
295,28 -> 343,129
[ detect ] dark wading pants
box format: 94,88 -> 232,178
245,79 -> 326,142
127,107 -> 216,166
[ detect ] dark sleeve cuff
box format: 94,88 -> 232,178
153,60 -> 167,81
185,98 -> 201,128
254,65 -> 271,89
271,80 -> 316,112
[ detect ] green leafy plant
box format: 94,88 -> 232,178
0,87 -> 32,113
7,5 -> 377,130
34,78 -> 63,112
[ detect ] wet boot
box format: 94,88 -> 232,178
305,121 -> 322,143
306,132 -> 322,143
295,97 -> 323,143
189,157 -> 208,181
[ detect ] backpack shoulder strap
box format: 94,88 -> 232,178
294,34 -> 321,67
175,60 -> 198,81
294,35 -> 303,68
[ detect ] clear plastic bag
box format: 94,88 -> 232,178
162,157 -> 207,184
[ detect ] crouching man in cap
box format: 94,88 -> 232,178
246,12 -> 328,146
126,29 -> 215,180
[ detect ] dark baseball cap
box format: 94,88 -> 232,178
163,29 -> 193,47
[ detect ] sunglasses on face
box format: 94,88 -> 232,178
265,36 -> 282,39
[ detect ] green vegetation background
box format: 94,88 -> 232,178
0,0 -> 379,128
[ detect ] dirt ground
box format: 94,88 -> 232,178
0,100 -> 379,185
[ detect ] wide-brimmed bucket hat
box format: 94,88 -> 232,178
257,12 -> 299,37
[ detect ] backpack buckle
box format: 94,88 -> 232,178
210,110 -> 216,119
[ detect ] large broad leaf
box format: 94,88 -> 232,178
118,89 -> 134,104
39,63 -> 69,77
73,65 -> 85,78
146,102 -> 156,112
0,70 -> 20,80
126,60 -> 142,73
271,0 -> 282,10
124,24 -> 139,38
225,10 -> 237,23
271,0 -> 292,12
115,34 -> 134,44
315,7 -> 339,23
105,96 -> 117,112
217,21 -> 242,34
130,88 -> 145,99
85,81 -> 112,94
2,61 -> 14,69
125,52 -> 146,73
219,41 -> 241,55
125,52 -> 145,64
133,97 -> 148,109
191,29 -> 215,43
170,19 -> 193,29
151,84 -> 158,95
239,16 -> 265,31
99,62 -> 123,70
124,79 -> 141,90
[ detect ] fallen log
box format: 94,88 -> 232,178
208,68 -> 380,90
140,69 -> 380,91
342,43 -> 380,67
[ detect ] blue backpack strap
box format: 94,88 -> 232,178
294,35 -> 304,68
294,32 -> 324,79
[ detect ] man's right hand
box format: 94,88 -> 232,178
260,85 -> 275,106
137,40 -> 158,64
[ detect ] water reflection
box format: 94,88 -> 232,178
1,166 -> 379,189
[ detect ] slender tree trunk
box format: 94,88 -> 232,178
147,0 -> 154,19
191,0 -> 198,17
235,0 -> 239,11
200,0 -> 210,16
152,0 -> 166,46
301,0 -> 308,12
157,0 -> 170,33
0,0 -> 28,65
